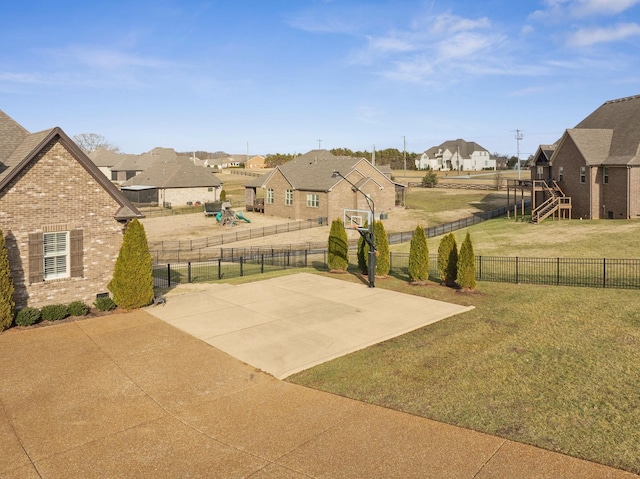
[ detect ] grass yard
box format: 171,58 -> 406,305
391,216 -> 640,259
404,189 -> 509,224
288,273 -> 640,474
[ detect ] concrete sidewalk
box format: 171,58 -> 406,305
0,309 -> 637,478
145,273 -> 474,378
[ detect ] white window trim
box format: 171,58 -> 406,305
307,193 -> 319,208
285,189 -> 293,206
44,231 -> 70,280
267,188 -> 274,204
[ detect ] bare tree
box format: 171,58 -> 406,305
72,133 -> 120,154
493,170 -> 505,190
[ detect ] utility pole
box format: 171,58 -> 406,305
515,129 -> 523,179
372,144 -> 376,166
403,136 -> 407,177
317,139 -> 322,149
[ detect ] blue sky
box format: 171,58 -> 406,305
2,0 -> 640,158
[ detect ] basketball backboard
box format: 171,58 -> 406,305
343,208 -> 371,230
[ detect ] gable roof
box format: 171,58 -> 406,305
0,110 -> 143,221
88,147 -> 137,168
0,109 -> 29,164
111,147 -> 178,172
423,139 -> 489,158
570,94 -> 640,166
564,129 -> 613,166
253,149 -> 392,192
122,158 -> 223,188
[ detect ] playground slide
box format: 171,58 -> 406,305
215,211 -> 222,222
235,212 -> 251,223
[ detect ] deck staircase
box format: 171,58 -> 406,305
531,180 -> 571,223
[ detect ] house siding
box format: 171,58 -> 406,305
630,167 -> 640,218
263,170 -> 295,219
551,137 -> 591,219
160,186 -> 221,206
0,138 -> 125,308
600,167 -> 628,219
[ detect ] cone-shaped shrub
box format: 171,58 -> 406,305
108,218 -> 154,309
373,220 -> 390,276
437,233 -> 458,287
0,230 -> 15,331
408,225 -> 429,282
327,219 -> 349,271
357,222 -> 368,274
457,232 -> 476,289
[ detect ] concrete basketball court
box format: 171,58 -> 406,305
145,272 -> 474,379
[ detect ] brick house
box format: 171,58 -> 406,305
244,150 -> 399,222
121,158 -> 223,207
531,94 -> 640,220
0,109 -> 143,308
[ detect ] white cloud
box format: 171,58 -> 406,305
367,35 -> 416,53
568,22 -> 640,46
49,45 -> 174,71
530,0 -> 640,19
570,0 -> 640,16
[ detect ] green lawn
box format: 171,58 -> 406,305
288,274 -> 640,474
391,217 -> 640,259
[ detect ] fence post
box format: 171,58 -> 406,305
261,254 -> 264,274
218,258 -> 222,280
304,250 -> 308,267
188,262 -> 192,283
557,258 -> 560,285
240,257 -> 244,277
478,256 -> 482,280
603,258 -> 606,288
515,257 -> 519,284
167,264 -> 171,288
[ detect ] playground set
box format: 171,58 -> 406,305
207,201 -> 251,226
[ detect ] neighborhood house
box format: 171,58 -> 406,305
416,139 -> 496,171
531,94 -> 640,220
245,150 -> 402,223
0,109 -> 143,308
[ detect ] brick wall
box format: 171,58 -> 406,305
263,170 -> 296,219
552,137 -> 592,219
0,138 -> 126,308
263,160 -> 397,223
601,167 -> 629,219
630,167 -> 640,218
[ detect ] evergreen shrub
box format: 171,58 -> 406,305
373,220 -> 390,276
327,219 -> 349,271
15,307 -> 41,327
457,232 -> 476,289
437,233 -> 458,287
94,296 -> 117,312
408,225 -> 429,282
108,218 -> 154,309
41,304 -> 69,322
0,230 -> 15,332
68,301 -> 90,316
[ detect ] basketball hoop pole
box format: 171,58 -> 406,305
332,170 -> 376,288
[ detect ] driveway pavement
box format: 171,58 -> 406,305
144,273 -> 474,378
1,274 -> 638,478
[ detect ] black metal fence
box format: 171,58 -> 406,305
150,202 -> 529,264
390,254 -> 640,290
153,249 -> 327,288
150,218 -> 328,263
153,251 -> 640,290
